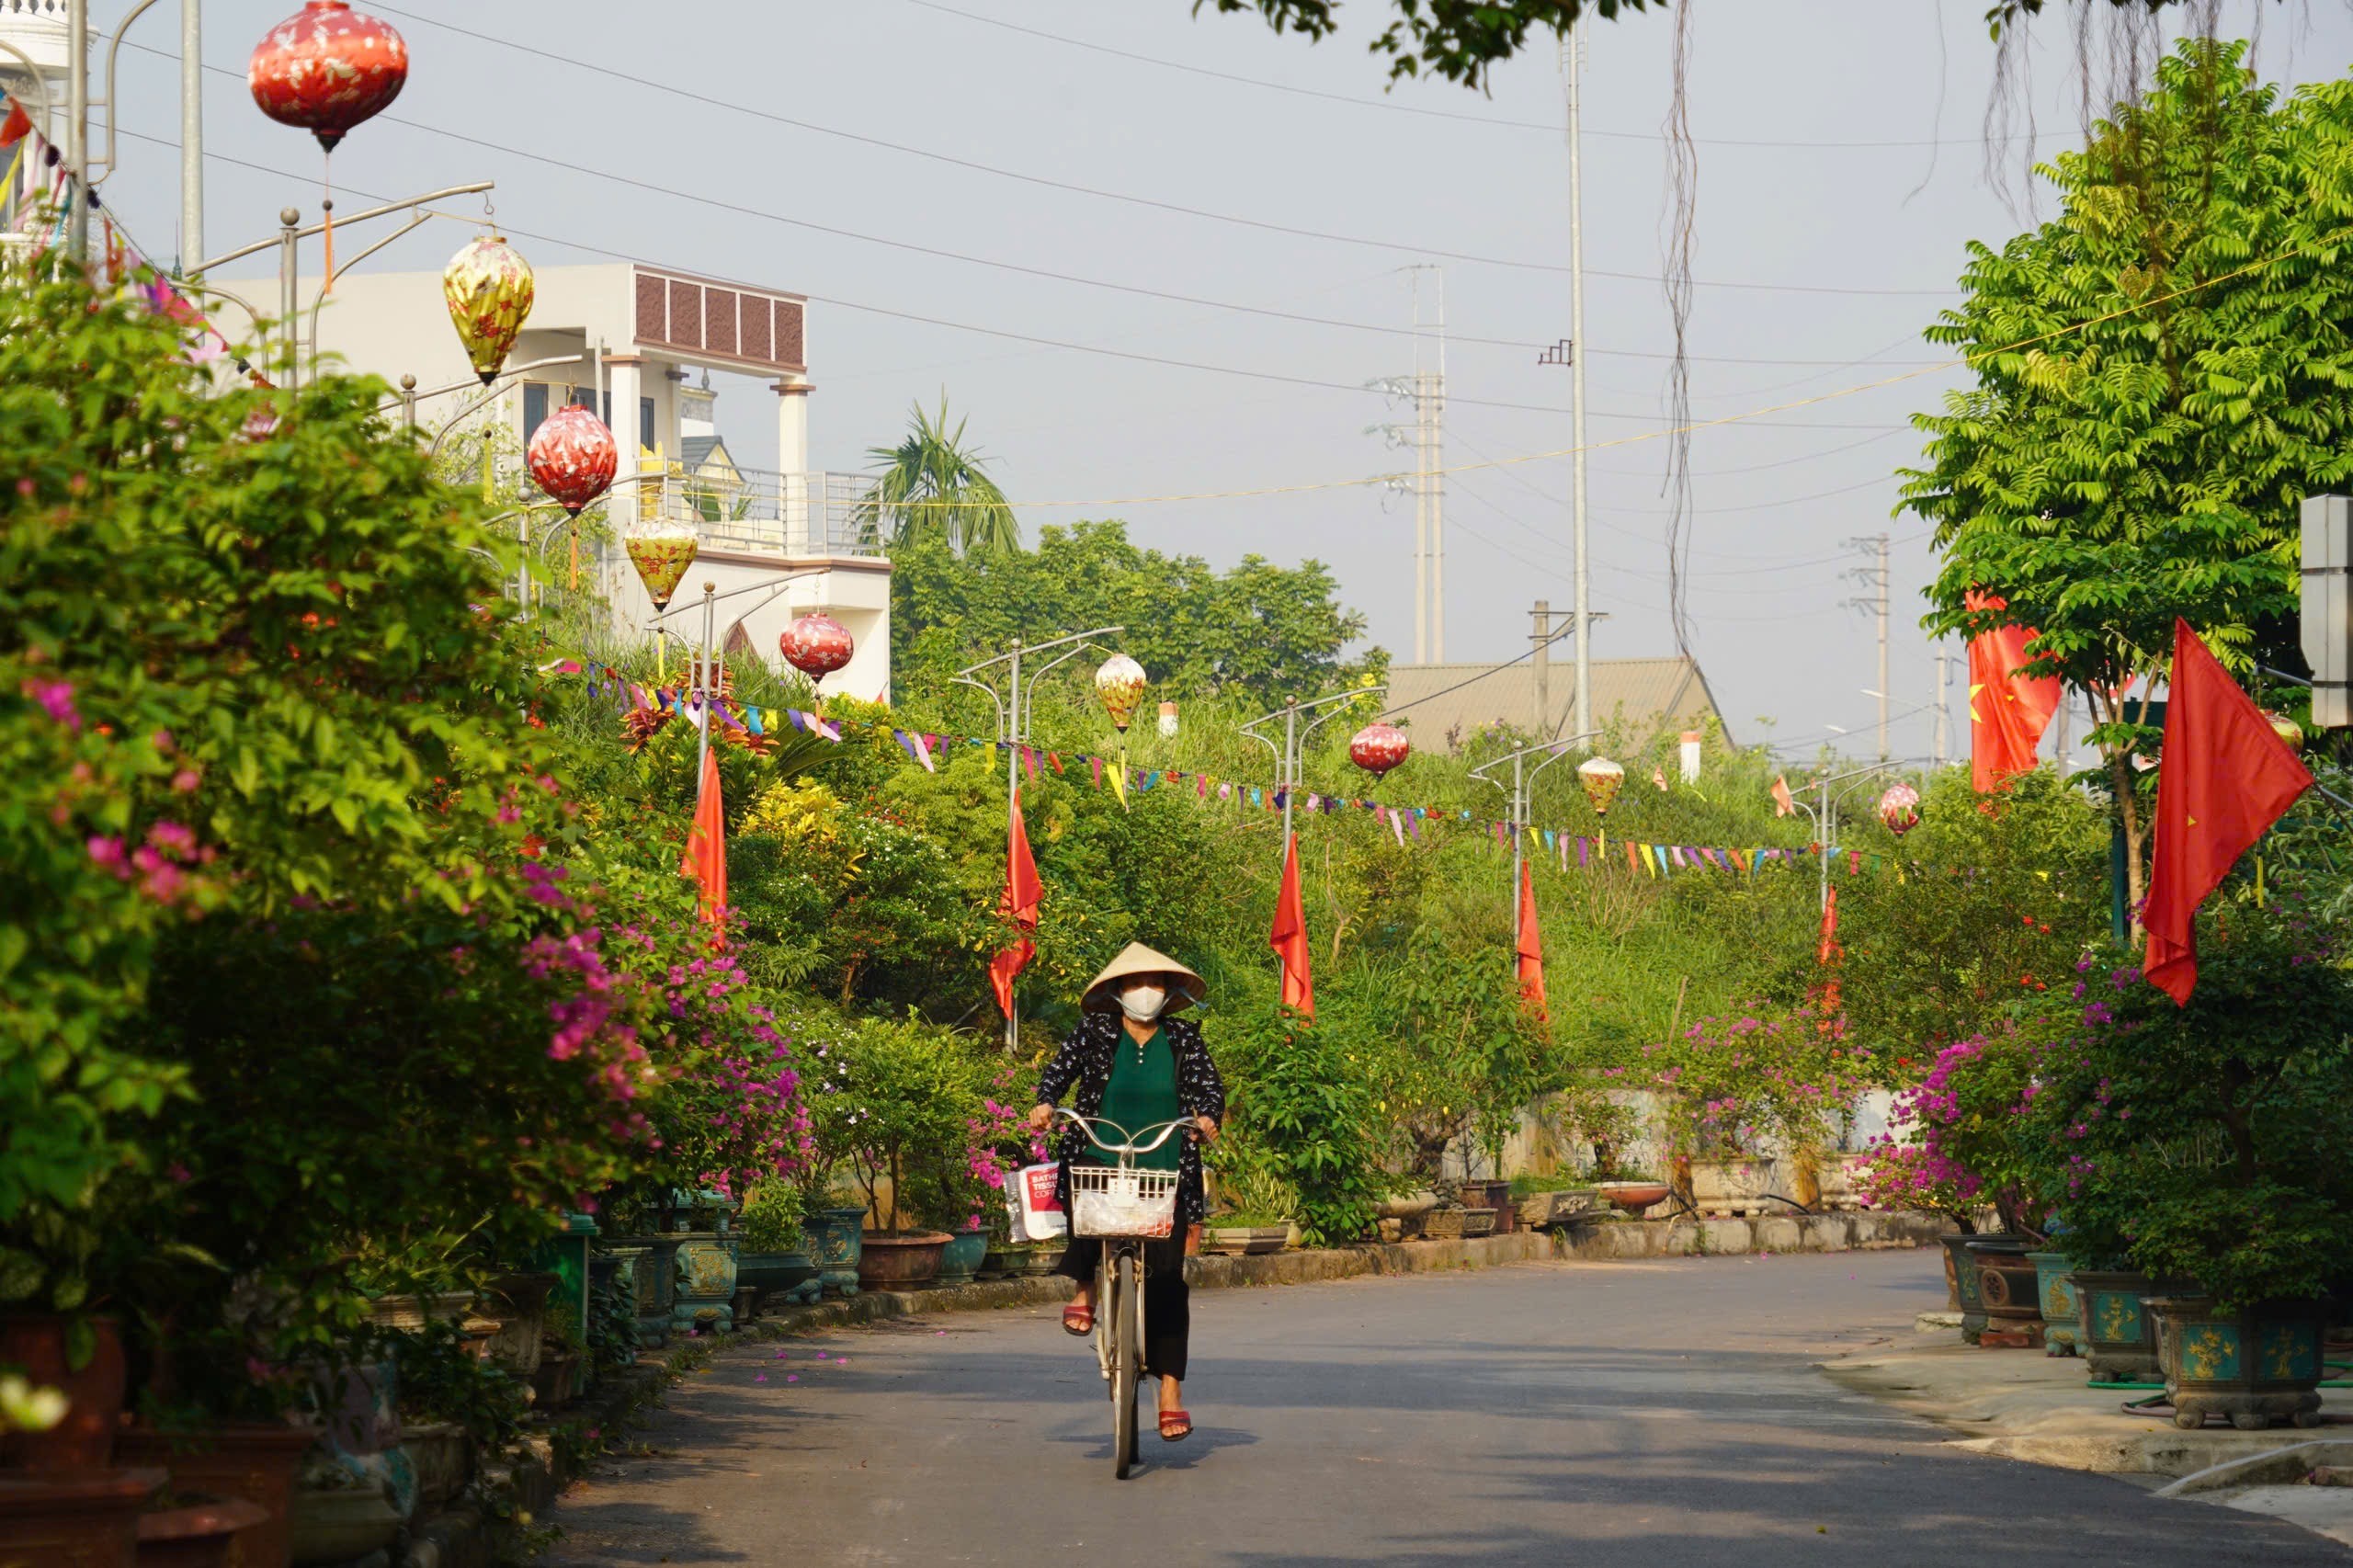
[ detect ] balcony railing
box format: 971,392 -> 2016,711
631,468 -> 888,560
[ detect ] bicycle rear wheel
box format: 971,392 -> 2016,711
1110,1248 -> 1142,1478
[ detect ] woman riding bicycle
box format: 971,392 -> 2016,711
1026,942 -> 1224,1443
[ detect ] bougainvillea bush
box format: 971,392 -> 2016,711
1638,999 -> 1887,1165
1855,1028 -> 2048,1238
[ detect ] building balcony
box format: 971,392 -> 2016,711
627,467 -> 888,562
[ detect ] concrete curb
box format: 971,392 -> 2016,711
2156,1440 -> 2353,1497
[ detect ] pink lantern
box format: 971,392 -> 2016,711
780,613 -> 855,684
248,2 -> 408,154
1877,782 -> 1922,837
526,406 -> 618,515
1348,723 -> 1411,778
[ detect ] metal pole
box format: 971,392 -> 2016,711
66,0 -> 87,265
1933,644 -> 1949,767
1006,638 -> 1021,1053
1432,269 -> 1446,663
399,373 -> 417,431
276,207 -> 299,390
1566,24 -> 1592,743
1818,778 -> 1833,915
1531,600 -> 1550,735
1281,699 -> 1299,848
179,0 -> 201,267
694,583 -> 715,778
1876,533 -> 1891,761
1510,753 -> 1526,947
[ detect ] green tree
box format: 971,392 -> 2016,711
864,395 -> 1018,555
1903,40 -> 2353,909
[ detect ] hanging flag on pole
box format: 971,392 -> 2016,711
1966,591 -> 2063,792
987,786 -> 1043,1020
1269,832 -> 1314,1022
1516,859 -> 1547,1022
679,745 -> 727,934
2143,619 -> 2313,1005
1770,775 -> 1795,817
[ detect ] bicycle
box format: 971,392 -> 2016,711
1051,1108 -> 1203,1479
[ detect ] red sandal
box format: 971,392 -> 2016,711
1062,1304 -> 1094,1336
1159,1409 -> 1191,1442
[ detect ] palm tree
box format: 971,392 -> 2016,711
863,395 -> 1019,554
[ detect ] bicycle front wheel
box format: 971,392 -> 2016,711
1110,1248 -> 1142,1478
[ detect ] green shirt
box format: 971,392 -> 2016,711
1089,1024 -> 1182,1172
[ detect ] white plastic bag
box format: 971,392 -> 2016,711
1004,1163 -> 1068,1243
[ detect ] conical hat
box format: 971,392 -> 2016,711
1080,942 -> 1207,1014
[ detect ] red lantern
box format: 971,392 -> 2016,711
526,406 -> 618,516
780,613 -> 854,684
1349,722 -> 1411,778
248,2 -> 408,155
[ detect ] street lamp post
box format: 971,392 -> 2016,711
1468,732 -> 1602,944
1238,686 -> 1386,853
1786,762 -> 1913,914
648,571 -> 830,778
954,627 -> 1128,1051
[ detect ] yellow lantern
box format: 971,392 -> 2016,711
443,234 -> 534,385
2263,710 -> 2306,753
1095,653 -> 1147,733
1577,756 -> 1624,817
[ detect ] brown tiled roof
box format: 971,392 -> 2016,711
1384,655 -> 1728,751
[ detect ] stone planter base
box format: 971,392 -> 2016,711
1203,1225 -> 1290,1256
2149,1295 -> 2331,1432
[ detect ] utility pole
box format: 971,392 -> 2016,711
1531,599 -> 1551,734
181,0 -> 202,267
1933,643 -> 1949,767
64,0 -> 86,264
1842,533 -> 1891,760
1381,269 -> 1448,663
1562,25 -> 1592,741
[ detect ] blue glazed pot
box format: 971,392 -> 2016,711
737,1251 -> 822,1308
670,1231 -> 738,1335
2027,1251 -> 2080,1354
935,1229 -> 987,1288
804,1207 -> 868,1299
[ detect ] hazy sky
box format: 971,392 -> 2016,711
91,0 -> 2353,759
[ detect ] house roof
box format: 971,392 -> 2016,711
680,436 -> 732,472
1384,655 -> 1729,751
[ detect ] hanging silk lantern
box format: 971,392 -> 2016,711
624,525 -> 698,612
1095,653 -> 1147,733
1877,782 -> 1922,837
248,1 -> 408,153
1577,756 -> 1624,817
2263,710 -> 2306,753
780,613 -> 855,683
526,405 -> 618,516
1349,723 -> 1411,778
443,235 -> 535,385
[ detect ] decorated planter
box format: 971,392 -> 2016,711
1421,1210 -> 1467,1242
1374,1193 -> 1437,1238
1969,1237 -> 2043,1344
529,1352 -> 582,1411
669,1232 -> 739,1335
2072,1269 -> 2171,1383
1460,1180 -> 1515,1233
1020,1244 -> 1066,1278
0,1468 -> 161,1568
735,1252 -> 821,1309
395,1420 -> 471,1517
481,1274 -> 557,1377
1688,1157 -> 1777,1216
118,1421 -> 321,1568
1518,1189 -> 1597,1229
362,1292 -> 474,1334
804,1207 -> 868,1299
285,1483 -> 401,1568
856,1232 -> 951,1291
1939,1234 -> 1989,1342
935,1230 -> 988,1289
0,1313 -> 129,1470
980,1245 -> 1028,1280
137,1494 -> 270,1568
625,1236 -> 679,1347
1204,1225 -> 1290,1256
1459,1208 -> 1499,1239
1595,1181 -> 1670,1218
2146,1296 -> 2331,1431
2027,1252 -> 2081,1356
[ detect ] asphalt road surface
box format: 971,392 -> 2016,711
544,1250 -> 2349,1566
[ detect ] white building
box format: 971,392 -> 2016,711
289,257 -> 892,700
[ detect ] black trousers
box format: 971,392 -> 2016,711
1058,1234 -> 1190,1382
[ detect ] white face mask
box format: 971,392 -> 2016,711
1119,983 -> 1167,1022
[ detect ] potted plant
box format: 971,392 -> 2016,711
1202,1162 -> 1297,1256
811,1018 -> 972,1292
732,1182 -> 820,1309
2019,908 -> 2353,1428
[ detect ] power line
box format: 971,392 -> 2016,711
354,4 -> 1959,299
901,0 -> 2070,153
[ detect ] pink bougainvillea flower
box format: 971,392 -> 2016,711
754,1373 -> 767,1384
787,1374 -> 798,1382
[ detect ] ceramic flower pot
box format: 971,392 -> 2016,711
669,1232 -> 738,1335
735,1252 -> 821,1307
803,1208 -> 868,1299
137,1494 -> 271,1568
2072,1269 -> 2170,1383
1940,1233 -> 1990,1342
855,1232 -> 950,1292
395,1421 -> 472,1517
0,1468 -> 163,1568
1595,1181 -> 1670,1217
482,1273 -> 558,1377
0,1313 -> 129,1470
2146,1295 -> 2331,1432
285,1483 -> 400,1568
935,1230 -> 988,1288
1421,1210 -> 1466,1242
980,1245 -> 1028,1280
1459,1208 -> 1499,1239
1203,1225 -> 1290,1256
117,1421 -> 321,1568
1970,1237 -> 2043,1344
2027,1252 -> 2081,1355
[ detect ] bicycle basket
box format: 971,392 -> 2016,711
1068,1164 -> 1179,1239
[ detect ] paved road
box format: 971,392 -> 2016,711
545,1250 -> 2349,1566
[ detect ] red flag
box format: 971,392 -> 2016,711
986,787 -> 1042,1018
679,745 -> 727,931
0,100 -> 29,150
1515,860 -> 1547,1021
1966,591 -> 2063,792
1814,886 -> 1844,1015
2143,619 -> 2313,1005
1269,831 -> 1314,1021
1770,775 -> 1795,817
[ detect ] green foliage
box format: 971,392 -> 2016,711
862,396 -> 1017,555
890,520 -> 1380,708
804,1015 -> 985,1233
735,1181 -> 805,1254
2019,899 -> 2353,1307
1206,1004 -> 1390,1244
391,1318 -> 530,1460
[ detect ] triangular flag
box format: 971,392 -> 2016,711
1771,775 -> 1795,817
1269,831 -> 1314,1022
987,786 -> 1043,1019
0,99 -> 30,151
1516,859 -> 1547,1022
679,746 -> 727,933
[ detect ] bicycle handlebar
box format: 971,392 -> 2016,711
1049,1108 -> 1203,1157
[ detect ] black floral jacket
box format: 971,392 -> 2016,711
1035,1010 -> 1227,1226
